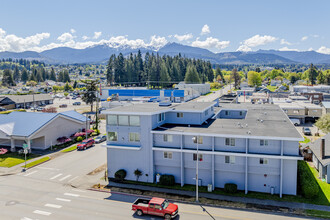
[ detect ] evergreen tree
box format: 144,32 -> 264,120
317,70 -> 326,84
63,70 -> 71,82
21,68 -> 29,82
232,68 -> 241,89
2,69 -> 15,86
215,67 -> 225,83
50,67 -> 57,81
13,65 -> 20,82
114,53 -> 125,84
81,80 -> 98,112
57,71 -> 64,82
36,71 -> 43,82
73,80 -> 77,88
184,65 -> 201,84
29,71 -> 37,82
308,63 -> 318,85
106,54 -> 115,85
159,63 -> 171,88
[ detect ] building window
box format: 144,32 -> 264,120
129,132 -> 140,142
260,140 -> 268,146
107,132 -> 118,141
225,156 -> 235,164
107,115 -> 117,125
211,106 -> 214,112
163,151 -> 172,159
225,138 -> 235,146
293,110 -> 299,114
177,112 -> 183,118
193,136 -> 203,144
205,110 -> 208,116
158,113 -> 165,122
239,111 -> 243,116
163,134 -> 173,142
129,116 -> 140,126
193,153 -> 203,161
260,158 -> 268,164
314,95 -> 319,98
118,115 -> 129,126
225,111 -> 229,116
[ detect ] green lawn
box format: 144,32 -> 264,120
307,163 -> 330,205
61,145 -> 77,153
210,88 -> 221,92
23,156 -> 50,169
305,209 -> 330,219
267,85 -> 277,92
300,136 -> 311,144
201,92 -> 212,96
0,152 -> 39,168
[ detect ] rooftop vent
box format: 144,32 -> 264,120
247,131 -> 251,134
159,102 -> 171,107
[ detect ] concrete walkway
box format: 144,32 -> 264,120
107,181 -> 330,212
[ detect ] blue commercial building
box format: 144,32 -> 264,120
103,102 -> 303,197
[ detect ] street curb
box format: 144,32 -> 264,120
22,157 -> 51,170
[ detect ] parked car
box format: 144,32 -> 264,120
72,96 -> 77,100
37,107 -> 44,111
77,138 -> 95,150
132,197 -> 178,219
59,104 -> 67,108
0,107 -> 6,112
73,102 -> 81,105
94,135 -> 106,143
65,96 -> 70,99
303,127 -> 312,135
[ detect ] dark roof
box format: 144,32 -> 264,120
309,134 -> 330,166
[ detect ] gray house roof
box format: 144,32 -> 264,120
4,94 -> 53,104
0,110 -> 87,137
309,134 -> 330,166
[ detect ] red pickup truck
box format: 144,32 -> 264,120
132,197 -> 178,219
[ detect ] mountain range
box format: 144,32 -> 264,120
1,42 -> 330,65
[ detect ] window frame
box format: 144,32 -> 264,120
129,132 -> 140,142
163,134 -> 173,142
107,115 -> 118,126
158,113 -> 165,122
163,151 -> 173,159
260,140 -> 269,146
225,155 -> 235,164
107,131 -> 118,141
177,112 -> 184,118
225,138 -> 235,146
259,158 -> 268,165
118,115 -> 129,126
129,115 -> 140,126
193,153 -> 203,161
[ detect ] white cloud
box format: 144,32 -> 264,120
57,32 -> 74,42
174,33 -> 193,41
242,34 -> 277,47
93,31 -> 102,39
280,39 -> 291,45
201,24 -> 210,35
0,29 -> 50,52
149,35 -> 168,50
312,34 -> 319,38
317,46 -> 330,54
192,37 -> 230,51
278,47 -> 299,52
70,29 -> 76,34
301,36 -> 308,41
236,45 -> 252,52
82,35 -> 89,40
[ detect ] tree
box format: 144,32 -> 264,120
315,114 -> 330,133
159,63 -> 171,88
134,169 -> 142,182
63,69 -> 71,82
231,68 -> 241,89
21,68 -> 29,82
73,80 -> 77,88
81,80 -> 98,112
248,71 -> 262,87
215,67 -> 225,83
2,69 -> 15,86
317,70 -> 326,84
255,67 -> 261,73
64,82 -> 72,91
13,65 -> 20,82
307,63 -> 318,85
50,67 -> 56,81
184,64 -> 201,84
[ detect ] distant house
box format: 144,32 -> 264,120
4,94 -> 53,109
321,102 -> 330,114
270,80 -> 282,87
0,111 -> 88,152
0,96 -> 16,110
309,135 -> 330,183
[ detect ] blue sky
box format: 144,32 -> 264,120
0,0 -> 329,53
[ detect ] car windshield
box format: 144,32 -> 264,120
162,200 -> 169,209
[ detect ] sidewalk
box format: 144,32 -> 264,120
107,181 -> 330,212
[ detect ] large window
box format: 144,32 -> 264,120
225,156 -> 235,164
163,151 -> 172,159
107,115 -> 117,125
158,113 -> 165,122
129,116 -> 140,126
129,132 -> 140,142
193,136 -> 203,144
177,112 -> 183,118
118,115 -> 129,126
260,158 -> 268,164
107,132 -> 118,141
163,134 -> 173,142
193,153 -> 203,161
260,140 -> 268,146
225,138 -> 235,146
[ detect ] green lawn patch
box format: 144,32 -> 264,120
23,156 -> 50,169
201,92 -> 212,96
61,145 -> 77,153
300,136 -> 311,144
0,152 -> 39,168
307,162 -> 330,205
210,88 -> 221,92
267,85 -> 277,92
305,210 -> 330,219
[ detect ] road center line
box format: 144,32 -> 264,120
50,173 -> 62,180
33,210 -> 52,216
64,193 -> 80,197
59,174 -> 71,181
45,203 -> 62,209
56,198 -> 71,202
24,171 -> 37,177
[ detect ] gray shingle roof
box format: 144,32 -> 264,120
309,134 -> 330,166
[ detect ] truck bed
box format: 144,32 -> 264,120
133,198 -> 150,206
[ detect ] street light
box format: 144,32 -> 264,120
192,136 -> 199,202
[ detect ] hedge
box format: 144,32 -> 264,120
0,109 -> 26,114
298,161 -> 319,199
159,174 -> 175,186
115,169 -> 127,182
224,183 -> 237,193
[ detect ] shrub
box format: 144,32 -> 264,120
115,169 -> 127,182
224,183 -> 237,193
159,174 -> 175,186
134,169 -> 142,181
298,161 -> 319,199
76,136 -> 83,142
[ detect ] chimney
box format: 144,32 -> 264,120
321,138 -> 325,160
